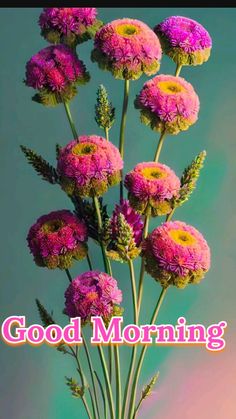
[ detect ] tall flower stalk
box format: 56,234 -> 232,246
63,101 -> 78,139
128,287 -> 168,418
119,79 -> 130,201
22,9 -> 213,419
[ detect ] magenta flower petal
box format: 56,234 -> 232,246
154,16 -> 212,66
25,45 -> 89,105
39,8 -> 101,46
110,199 -> 144,246
125,162 -> 180,216
92,18 -> 162,80
135,74 -> 200,134
64,270 -> 122,323
27,210 -> 88,269
57,135 -> 123,197
143,221 -> 211,288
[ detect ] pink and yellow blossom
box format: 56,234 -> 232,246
92,18 -> 162,80
143,220 -> 211,288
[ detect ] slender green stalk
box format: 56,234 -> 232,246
133,396 -> 144,418
89,388 -> 97,419
137,215 -> 150,318
94,370 -> 108,419
143,214 -> 150,239
104,127 -> 109,141
121,259 -> 138,418
108,345 -> 113,382
107,257 -> 112,276
87,253 -> 93,271
119,79 -> 130,201
175,63 -> 182,77
154,130 -> 167,162
128,287 -> 168,418
65,268 -> 72,282
114,344 -> 122,419
82,395 -> 93,419
97,346 -> 115,419
119,79 -> 130,159
93,195 -> 114,407
93,196 -> 109,274
82,331 -> 101,419
70,346 -> 93,419
63,101 -> 78,139
128,259 -> 138,324
166,208 -> 175,222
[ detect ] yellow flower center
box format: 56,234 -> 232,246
158,80 -> 185,95
72,142 -> 97,156
140,167 -> 167,180
87,291 -> 98,302
42,219 -> 64,233
169,229 -> 196,246
116,23 -> 140,37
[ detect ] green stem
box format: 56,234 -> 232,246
137,215 -> 150,318
83,397 -> 93,419
114,344 -> 122,419
175,63 -> 182,77
104,127 -> 109,141
133,397 -> 143,418
87,253 -> 93,271
70,346 -> 93,419
82,332 -> 101,419
108,345 -> 113,383
107,257 -> 112,276
63,101 -> 78,139
128,287 -> 168,419
122,259 -> 138,418
154,130 -> 167,162
92,195 -> 114,405
88,388 -> 97,419
166,208 -> 175,222
128,259 -> 138,324
119,79 -> 130,159
97,346 -> 115,419
94,370 -> 108,419
119,79 -> 130,201
93,196 -> 109,274
65,268 -> 72,283
133,372 -> 160,418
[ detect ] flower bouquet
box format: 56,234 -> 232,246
21,8 -> 212,419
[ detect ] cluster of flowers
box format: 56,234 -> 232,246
39,8 -> 102,46
23,11 -> 212,417
25,9 -> 212,321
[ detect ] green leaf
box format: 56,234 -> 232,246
65,376 -> 84,398
21,145 -> 58,184
95,84 -> 115,130
141,372 -> 159,400
35,299 -> 55,327
175,150 -> 207,207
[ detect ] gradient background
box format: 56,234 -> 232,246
0,7 -> 236,419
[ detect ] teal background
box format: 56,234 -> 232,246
0,7 -> 236,419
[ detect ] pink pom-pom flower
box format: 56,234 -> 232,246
142,220 -> 211,288
27,210 -> 88,270
154,16 -> 212,66
135,74 -> 200,134
57,135 -> 123,197
125,162 -> 180,216
92,18 -> 162,80
25,45 -> 90,106
39,8 -> 102,46
64,271 -> 123,324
